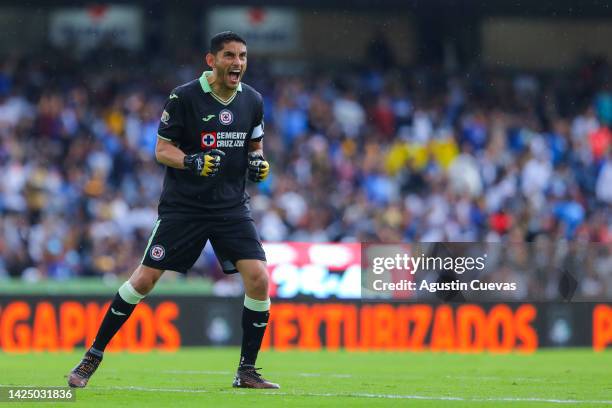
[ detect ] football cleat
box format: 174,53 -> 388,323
232,367 -> 280,389
67,350 -> 102,388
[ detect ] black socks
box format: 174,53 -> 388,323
239,296 -> 271,368
91,281 -> 145,353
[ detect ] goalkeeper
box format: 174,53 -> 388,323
67,31 -> 278,389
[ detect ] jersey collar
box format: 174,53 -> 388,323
199,71 -> 242,105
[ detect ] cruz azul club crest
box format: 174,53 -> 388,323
150,245 -> 165,261
219,109 -> 233,125
201,131 -> 217,149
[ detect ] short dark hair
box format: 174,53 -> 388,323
209,31 -> 247,54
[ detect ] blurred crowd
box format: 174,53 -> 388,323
0,45 -> 610,295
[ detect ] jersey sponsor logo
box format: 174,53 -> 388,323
201,131 -> 217,149
150,245 -> 165,261
216,131 -> 247,148
161,110 -> 170,124
219,109 -> 233,125
202,114 -> 216,122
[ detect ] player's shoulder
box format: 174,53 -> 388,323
240,82 -> 263,103
168,79 -> 200,100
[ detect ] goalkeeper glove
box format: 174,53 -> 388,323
184,149 -> 225,177
248,152 -> 270,182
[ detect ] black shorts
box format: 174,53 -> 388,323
141,216 -> 266,274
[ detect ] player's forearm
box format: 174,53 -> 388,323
155,138 -> 186,169
248,140 -> 263,156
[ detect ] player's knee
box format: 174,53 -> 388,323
237,260 -> 269,297
130,265 -> 162,295
250,270 -> 269,296
242,267 -> 268,296
129,278 -> 152,296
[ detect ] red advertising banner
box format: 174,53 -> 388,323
0,297 -> 610,353
261,303 -> 538,353
0,300 -> 180,353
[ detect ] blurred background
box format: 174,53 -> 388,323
0,0 -> 610,306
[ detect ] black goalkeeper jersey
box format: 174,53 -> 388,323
156,71 -> 265,219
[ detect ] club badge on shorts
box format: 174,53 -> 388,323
150,245 -> 165,261
219,109 -> 233,125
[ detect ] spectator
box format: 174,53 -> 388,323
0,46 -> 609,300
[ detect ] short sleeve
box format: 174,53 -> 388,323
250,95 -> 264,142
157,91 -> 185,144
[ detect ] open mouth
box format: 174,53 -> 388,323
228,69 -> 241,83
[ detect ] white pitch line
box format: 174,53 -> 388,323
162,370 -> 231,375
2,384 -> 609,405
445,375 -> 547,382
90,386 -> 612,405
98,386 -> 209,394
297,373 -> 352,378
164,371 -> 352,378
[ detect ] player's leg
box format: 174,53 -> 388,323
210,217 -> 279,389
67,264 -> 163,388
233,259 -> 279,389
236,259 -> 271,366
91,265 -> 163,353
68,217 -> 209,388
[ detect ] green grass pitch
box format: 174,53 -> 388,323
1,348 -> 610,407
